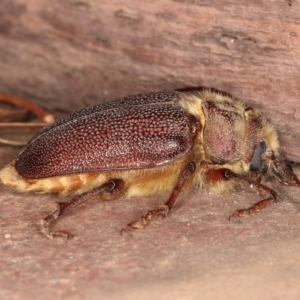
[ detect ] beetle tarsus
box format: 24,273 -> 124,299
124,204 -> 169,231
228,197 -> 275,221
38,219 -> 74,240
37,203 -> 74,239
38,179 -> 123,239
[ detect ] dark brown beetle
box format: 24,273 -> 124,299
1,90 -> 299,239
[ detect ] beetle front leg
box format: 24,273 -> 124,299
38,179 -> 124,239
203,166 -> 277,220
122,162 -> 196,232
224,170 -> 277,220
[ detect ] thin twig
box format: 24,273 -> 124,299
0,93 -> 54,123
0,93 -> 55,146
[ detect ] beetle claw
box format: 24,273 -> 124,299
228,211 -> 242,223
37,219 -> 74,240
52,230 -> 74,240
120,226 -> 133,236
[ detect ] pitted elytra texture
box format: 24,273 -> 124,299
15,98 -> 200,178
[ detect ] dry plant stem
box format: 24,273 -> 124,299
0,122 -> 52,128
0,123 -> 51,145
38,179 -> 119,239
0,137 -> 28,146
123,162 -> 196,232
0,93 -> 55,145
0,93 -> 54,123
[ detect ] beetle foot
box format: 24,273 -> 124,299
120,226 -> 133,236
121,204 -> 169,233
227,211 -> 241,223
228,197 -> 275,222
37,219 -> 74,239
37,203 -> 74,239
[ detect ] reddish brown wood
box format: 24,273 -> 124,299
0,0 -> 299,161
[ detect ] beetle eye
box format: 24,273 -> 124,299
250,141 -> 267,173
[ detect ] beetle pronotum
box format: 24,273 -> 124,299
1,90 -> 299,239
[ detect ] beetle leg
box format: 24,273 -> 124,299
122,162 -> 196,232
223,170 -> 277,220
38,179 -> 124,239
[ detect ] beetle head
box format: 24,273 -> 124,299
250,141 -> 300,187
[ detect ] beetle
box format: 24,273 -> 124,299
0,89 -> 299,239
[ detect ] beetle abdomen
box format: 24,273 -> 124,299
1,157 -> 198,197
1,161 -> 104,195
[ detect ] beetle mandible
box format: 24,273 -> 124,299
1,90 -> 299,239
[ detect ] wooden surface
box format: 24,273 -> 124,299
0,146 -> 300,300
0,0 -> 299,161
0,2 -> 300,298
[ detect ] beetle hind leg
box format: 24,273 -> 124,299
122,162 -> 196,233
38,178 -> 125,239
